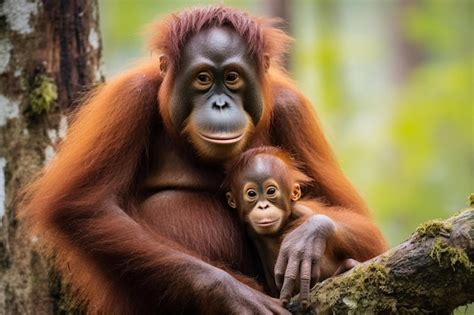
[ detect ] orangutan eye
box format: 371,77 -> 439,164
197,72 -> 211,83
246,189 -> 257,198
225,71 -> 243,89
266,186 -> 277,196
226,72 -> 239,82
193,71 -> 213,91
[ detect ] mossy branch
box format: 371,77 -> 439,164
288,208 -> 474,314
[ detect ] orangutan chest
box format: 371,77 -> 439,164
139,190 -> 251,267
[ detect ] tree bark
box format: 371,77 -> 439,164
288,207 -> 474,314
0,0 -> 101,313
264,0 -> 291,70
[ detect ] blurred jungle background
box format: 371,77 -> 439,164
100,0 -> 473,247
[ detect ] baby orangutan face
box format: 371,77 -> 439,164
226,154 -> 302,236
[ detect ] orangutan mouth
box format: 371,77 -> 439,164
255,218 -> 279,227
199,132 -> 244,144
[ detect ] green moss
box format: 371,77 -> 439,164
28,74 -> 57,114
315,262 -> 398,313
429,238 -> 472,272
416,219 -> 452,238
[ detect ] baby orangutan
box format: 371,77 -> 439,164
225,147 -> 358,307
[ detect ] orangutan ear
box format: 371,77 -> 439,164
291,184 -> 301,201
263,54 -> 270,72
159,54 -> 168,77
226,192 -> 237,209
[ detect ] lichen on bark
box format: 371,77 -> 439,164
415,219 -> 452,238
430,238 -> 472,271
27,75 -> 58,115
0,0 -> 101,312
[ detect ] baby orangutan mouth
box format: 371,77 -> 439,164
255,218 -> 279,227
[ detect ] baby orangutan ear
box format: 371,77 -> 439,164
226,192 -> 237,208
159,54 -> 168,77
263,53 -> 270,72
291,184 -> 301,201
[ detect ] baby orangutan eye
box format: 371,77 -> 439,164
247,189 -> 257,198
266,186 -> 277,196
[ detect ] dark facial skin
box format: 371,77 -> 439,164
167,27 -> 264,161
226,155 -> 301,236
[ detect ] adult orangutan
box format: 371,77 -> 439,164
20,6 -> 387,315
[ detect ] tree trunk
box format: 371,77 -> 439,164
264,0 -> 292,69
288,207 -> 474,314
0,0 -> 101,313
389,0 -> 426,84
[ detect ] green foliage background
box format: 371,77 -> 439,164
99,0 -> 473,247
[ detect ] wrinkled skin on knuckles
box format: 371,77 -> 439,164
275,214 -> 336,307
274,213 -> 359,308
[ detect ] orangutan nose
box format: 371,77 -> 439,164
212,96 -> 230,110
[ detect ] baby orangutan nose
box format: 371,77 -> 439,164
257,202 -> 270,210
